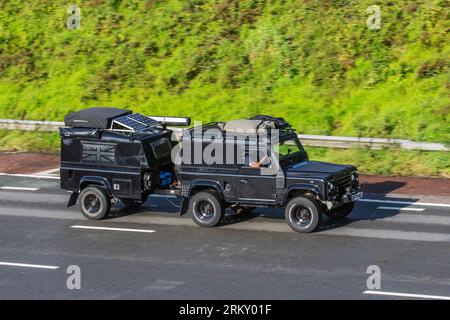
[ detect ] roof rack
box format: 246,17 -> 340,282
249,115 -> 290,129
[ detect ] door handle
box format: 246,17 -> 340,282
240,179 -> 248,184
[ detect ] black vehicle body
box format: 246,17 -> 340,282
178,119 -> 362,213
60,108 -> 362,233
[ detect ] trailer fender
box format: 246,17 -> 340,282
79,176 -> 112,196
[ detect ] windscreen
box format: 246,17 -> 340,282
273,137 -> 307,167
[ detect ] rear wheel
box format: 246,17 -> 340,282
285,196 -> 321,233
324,202 -> 355,220
190,191 -> 224,227
79,186 -> 111,220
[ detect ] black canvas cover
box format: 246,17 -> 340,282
59,127 -> 100,139
64,107 -> 131,129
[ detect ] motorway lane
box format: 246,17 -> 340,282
0,175 -> 449,299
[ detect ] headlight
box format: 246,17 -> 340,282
327,181 -> 336,192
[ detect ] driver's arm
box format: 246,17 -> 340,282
250,155 -> 270,168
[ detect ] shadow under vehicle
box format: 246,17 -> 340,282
60,108 -> 362,233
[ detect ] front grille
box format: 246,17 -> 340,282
335,170 -> 352,192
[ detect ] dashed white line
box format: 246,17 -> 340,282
0,261 -> 59,270
0,173 -> 60,180
364,290 -> 450,300
324,228 -> 450,242
379,214 -> 450,226
71,225 -> 156,233
377,206 -> 425,212
360,199 -> 450,208
0,186 -> 39,191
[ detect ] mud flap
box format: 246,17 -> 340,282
179,197 -> 190,216
67,192 -> 79,207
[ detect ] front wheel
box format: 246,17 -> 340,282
285,196 -> 321,233
190,191 -> 224,227
324,202 -> 355,220
79,186 -> 111,220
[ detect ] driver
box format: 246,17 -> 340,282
250,155 -> 271,168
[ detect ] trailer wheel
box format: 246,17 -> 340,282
190,191 -> 224,227
324,202 -> 355,220
285,196 -> 321,233
79,186 -> 111,220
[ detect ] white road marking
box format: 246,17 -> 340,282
71,225 -> 156,233
34,168 -> 60,175
324,227 -> 450,242
145,279 -> 185,290
0,173 -> 60,180
360,199 -> 450,208
377,206 -> 425,212
364,290 -> 450,300
0,186 -> 39,191
0,261 -> 59,270
378,214 -> 450,226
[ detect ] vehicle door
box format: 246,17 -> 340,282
237,145 -> 277,202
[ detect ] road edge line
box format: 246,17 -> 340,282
363,290 -> 450,300
0,262 -> 59,270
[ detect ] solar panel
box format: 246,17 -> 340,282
112,113 -> 158,131
129,113 -> 158,126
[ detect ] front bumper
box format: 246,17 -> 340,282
343,190 -> 363,203
324,187 -> 363,209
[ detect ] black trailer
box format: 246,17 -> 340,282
60,107 -> 189,220
60,108 -> 362,233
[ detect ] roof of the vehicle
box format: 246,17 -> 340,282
64,107 -> 131,129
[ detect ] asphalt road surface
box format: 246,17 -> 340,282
0,174 -> 449,300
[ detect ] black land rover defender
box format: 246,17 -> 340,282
177,115 -> 363,233
60,108 -> 362,233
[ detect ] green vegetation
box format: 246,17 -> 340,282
0,0 -> 448,176
0,130 -> 60,152
307,147 -> 450,178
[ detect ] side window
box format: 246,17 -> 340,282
244,150 -> 254,167
242,147 -> 272,168
151,138 -> 172,159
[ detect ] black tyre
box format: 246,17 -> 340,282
285,196 -> 321,233
190,191 -> 224,227
324,202 -> 355,220
231,205 -> 256,215
79,186 -> 111,220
